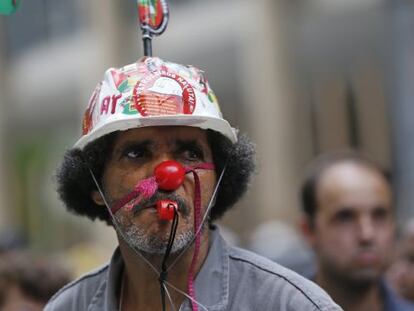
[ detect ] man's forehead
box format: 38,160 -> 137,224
114,126 -> 209,145
318,163 -> 390,196
315,162 -> 393,213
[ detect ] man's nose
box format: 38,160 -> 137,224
146,154 -> 175,176
154,160 -> 186,191
358,216 -> 375,243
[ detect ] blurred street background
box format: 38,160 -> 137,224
0,0 -> 414,276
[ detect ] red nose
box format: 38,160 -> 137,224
156,200 -> 177,221
154,160 -> 186,191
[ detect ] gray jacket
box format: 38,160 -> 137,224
45,228 -> 341,310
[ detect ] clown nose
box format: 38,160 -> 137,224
154,160 -> 185,191
157,200 -> 177,221
0,0 -> 20,15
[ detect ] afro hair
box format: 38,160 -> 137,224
56,130 -> 256,225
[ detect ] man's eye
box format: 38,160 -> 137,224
372,207 -> 389,221
123,148 -> 147,159
183,149 -> 203,161
335,210 -> 354,223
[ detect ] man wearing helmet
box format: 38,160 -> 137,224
45,57 -> 340,310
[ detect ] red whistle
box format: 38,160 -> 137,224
156,199 -> 177,221
154,160 -> 185,191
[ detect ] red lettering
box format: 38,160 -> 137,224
111,94 -> 122,114
100,96 -> 110,114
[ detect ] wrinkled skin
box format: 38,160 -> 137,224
91,126 -> 217,255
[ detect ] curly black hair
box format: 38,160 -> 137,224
56,130 -> 256,225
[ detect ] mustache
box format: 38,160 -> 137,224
132,191 -> 190,217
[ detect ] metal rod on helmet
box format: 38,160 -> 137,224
137,0 -> 169,57
143,34 -> 153,57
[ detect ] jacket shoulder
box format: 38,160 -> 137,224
228,247 -> 342,311
44,264 -> 109,311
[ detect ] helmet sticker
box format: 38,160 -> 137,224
132,70 -> 196,116
82,83 -> 101,135
100,94 -> 122,115
74,57 -> 238,149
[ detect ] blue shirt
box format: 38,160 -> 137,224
45,228 -> 342,310
382,281 -> 414,311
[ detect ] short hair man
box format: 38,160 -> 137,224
300,151 -> 414,311
45,57 -> 340,310
387,219 -> 414,303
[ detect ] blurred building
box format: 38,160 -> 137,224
0,0 -> 413,270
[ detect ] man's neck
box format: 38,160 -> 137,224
118,232 -> 210,311
315,270 -> 383,311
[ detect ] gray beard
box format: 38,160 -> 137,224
121,223 -> 194,254
114,210 -> 195,254
111,191 -> 196,254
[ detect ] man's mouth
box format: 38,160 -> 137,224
142,205 -> 157,212
128,193 -> 190,217
354,251 -> 379,265
132,203 -> 157,214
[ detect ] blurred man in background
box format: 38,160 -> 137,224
300,151 -> 414,311
0,250 -> 71,311
387,219 -> 414,303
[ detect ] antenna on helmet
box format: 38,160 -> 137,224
137,0 -> 169,57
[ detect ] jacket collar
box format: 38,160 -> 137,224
180,227 -> 230,311
88,227 -> 230,311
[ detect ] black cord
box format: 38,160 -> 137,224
159,208 -> 179,311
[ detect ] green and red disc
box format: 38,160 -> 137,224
0,0 -> 21,15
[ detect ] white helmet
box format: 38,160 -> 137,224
75,57 -> 237,149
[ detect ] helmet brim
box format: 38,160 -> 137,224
74,115 -> 237,150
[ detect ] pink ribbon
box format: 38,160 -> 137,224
110,162 -> 214,215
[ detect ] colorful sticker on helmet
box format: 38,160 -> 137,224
110,67 -> 141,94
208,90 -> 218,105
198,72 -> 221,111
82,83 -> 101,135
122,96 -> 139,115
110,69 -> 127,89
132,71 -> 196,116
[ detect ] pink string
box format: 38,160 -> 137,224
185,163 -> 215,172
184,162 -> 214,311
111,163 -> 215,215
109,161 -> 216,311
186,169 -> 201,311
110,176 -> 158,214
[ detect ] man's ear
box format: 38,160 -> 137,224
299,214 -> 317,248
91,191 -> 105,206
